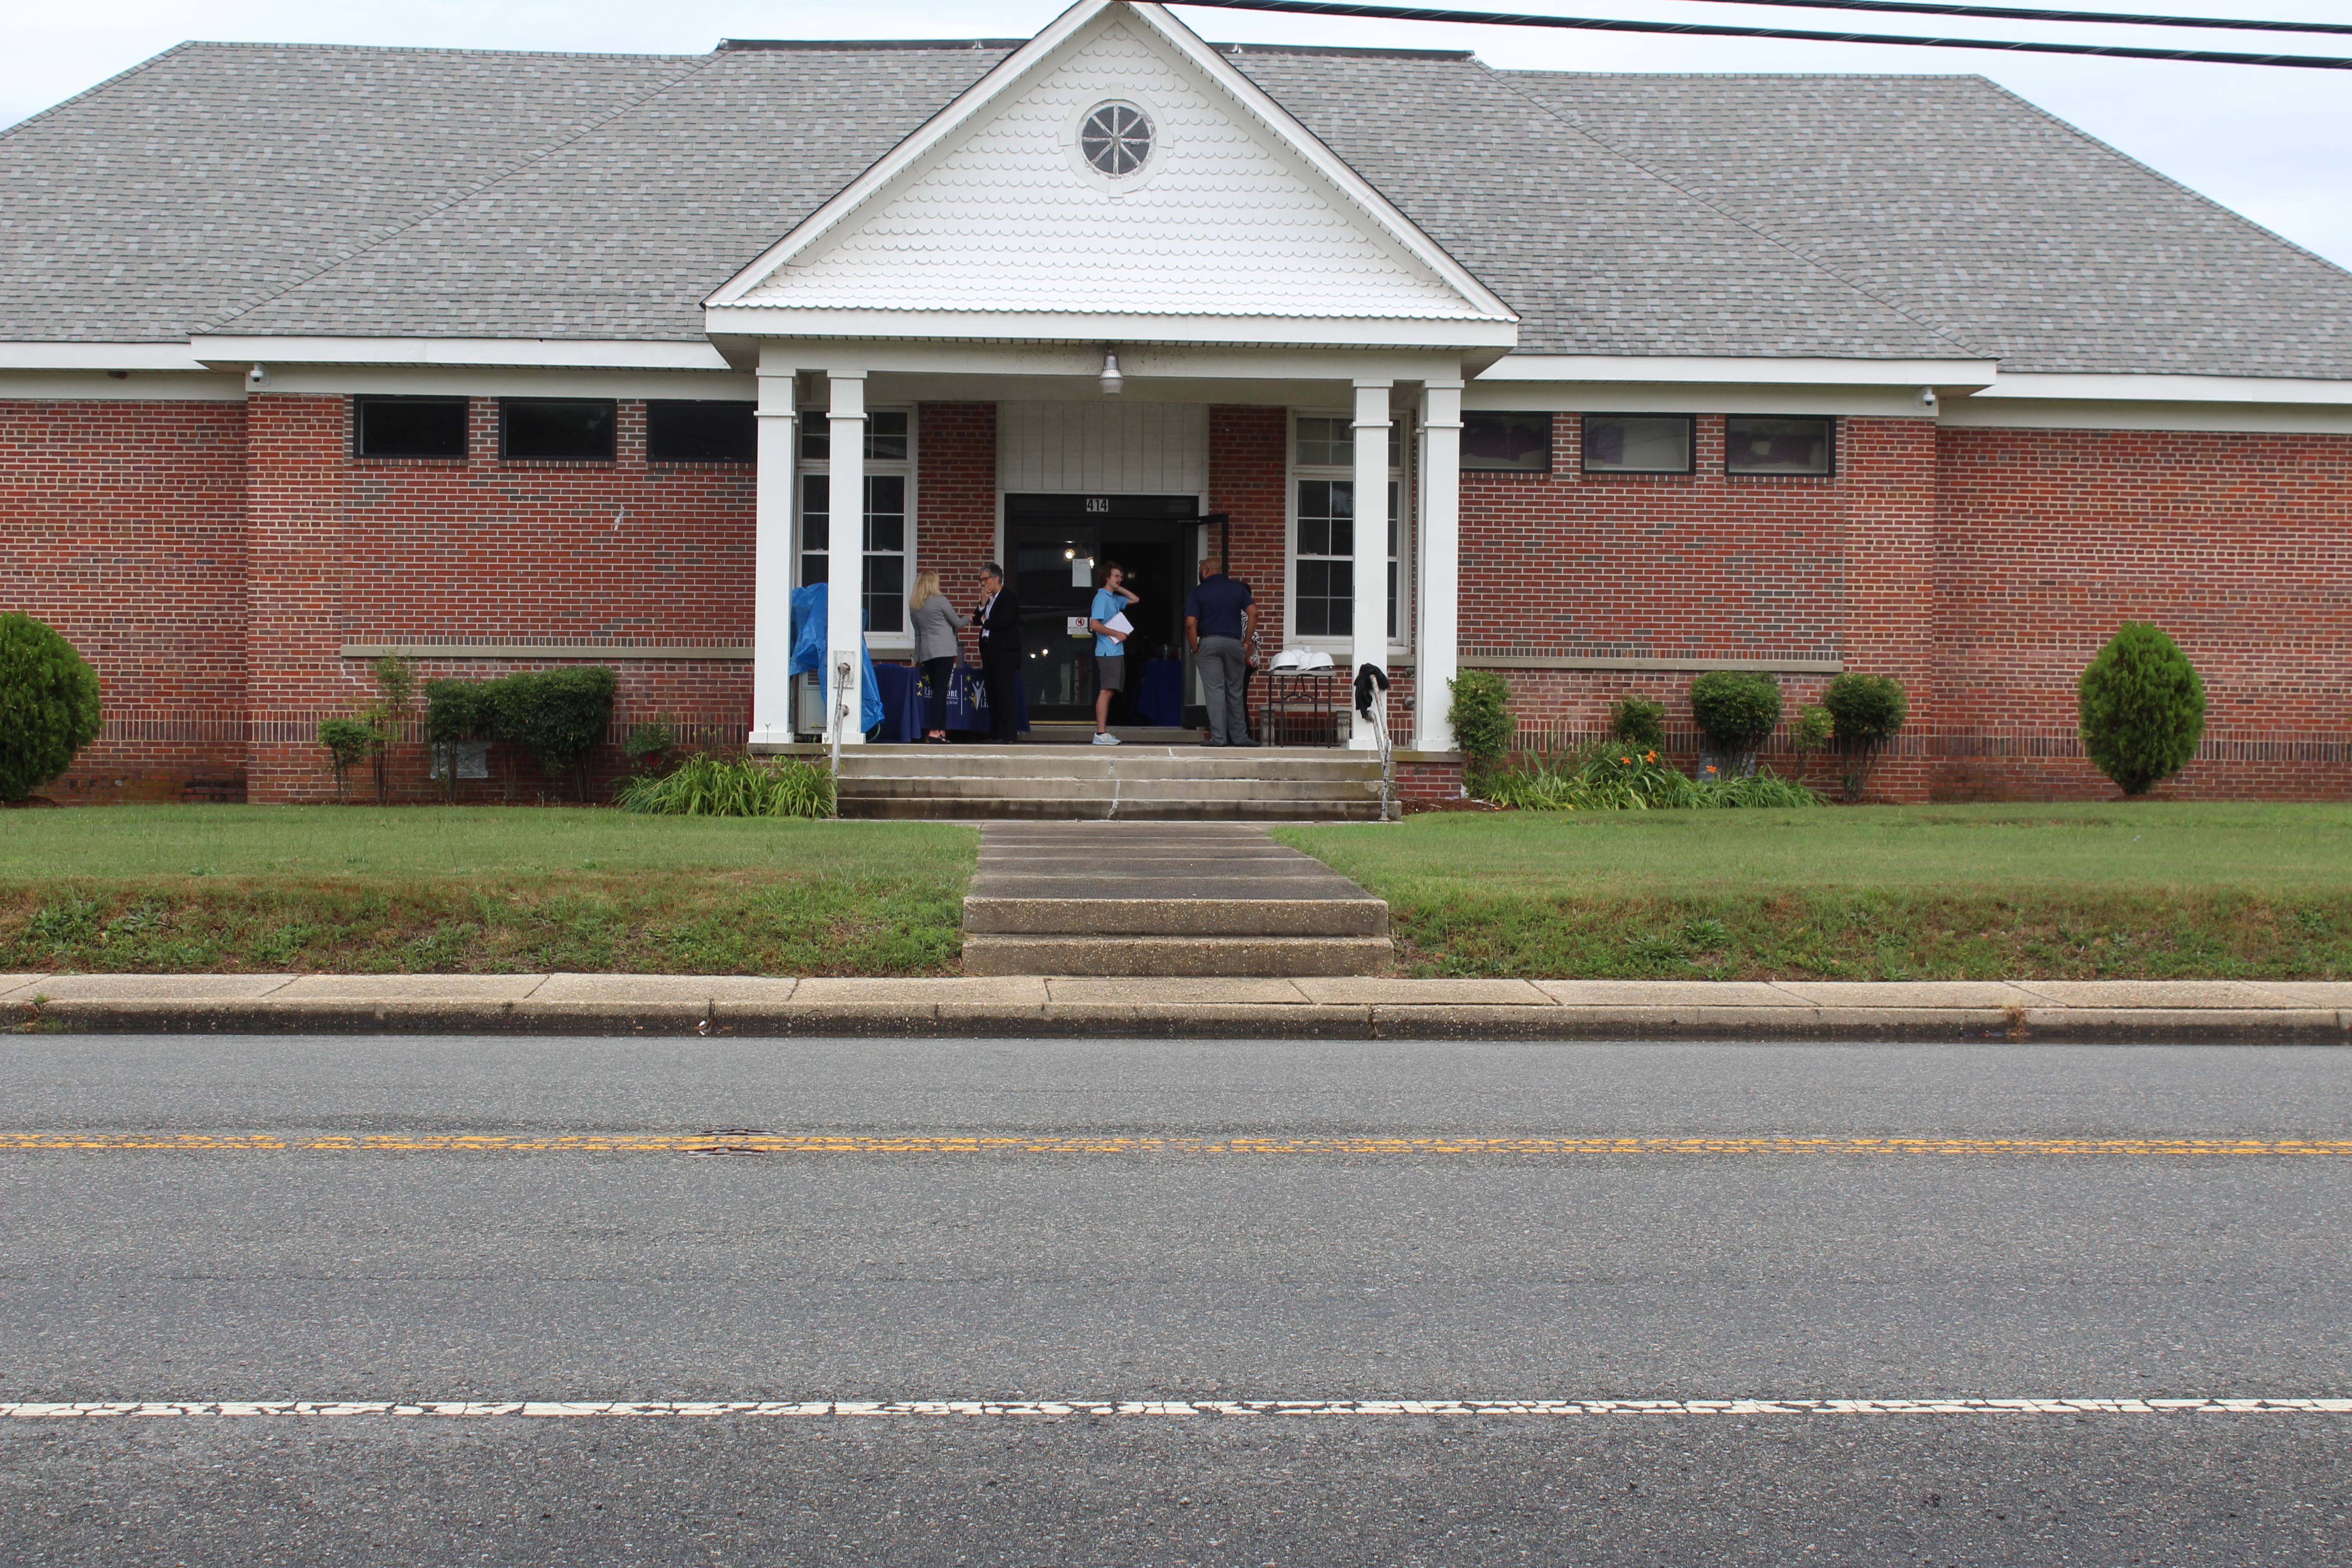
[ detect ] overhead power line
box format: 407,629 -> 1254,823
1497,0 -> 2352,37
1171,0 -> 2352,67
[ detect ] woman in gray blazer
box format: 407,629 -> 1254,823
908,570 -> 969,742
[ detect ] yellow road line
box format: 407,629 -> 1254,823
0,1133 -> 2346,1156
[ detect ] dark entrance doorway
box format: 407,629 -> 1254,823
1006,492 -> 1204,725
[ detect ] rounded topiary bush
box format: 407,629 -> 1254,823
1821,671 -> 1908,801
0,613 -> 103,803
2078,622 -> 2205,796
1607,695 -> 1667,752
1687,671 -> 1783,772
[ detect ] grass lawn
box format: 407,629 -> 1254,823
0,806 -> 976,975
1274,802 -> 2352,981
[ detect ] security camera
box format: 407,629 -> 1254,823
247,364 -> 269,388
1917,385 -> 1937,407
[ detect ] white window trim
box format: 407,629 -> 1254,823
1287,408 -> 1412,657
797,404 -> 919,651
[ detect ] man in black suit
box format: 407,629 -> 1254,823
975,561 -> 1024,744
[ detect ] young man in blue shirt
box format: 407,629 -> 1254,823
1086,560 -> 1140,745
1184,558 -> 1257,746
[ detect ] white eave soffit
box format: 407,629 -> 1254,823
701,0 -> 1517,340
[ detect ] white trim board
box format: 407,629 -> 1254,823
0,372 -> 245,402
1482,354 -> 1994,388
1466,382 -> 1938,419
191,337 -> 731,372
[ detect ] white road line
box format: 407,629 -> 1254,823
4,1398 -> 2347,1420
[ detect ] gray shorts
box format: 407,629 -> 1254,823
1095,654 -> 1126,692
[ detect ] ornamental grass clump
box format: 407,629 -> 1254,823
613,753 -> 836,818
1475,743 -> 1818,812
1686,671 -> 1784,778
1821,671 -> 1909,802
0,613 -> 103,804
2078,622 -> 2206,796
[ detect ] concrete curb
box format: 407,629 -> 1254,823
3,975 -> 2349,1042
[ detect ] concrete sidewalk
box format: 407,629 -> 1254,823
3,974 -> 2348,1041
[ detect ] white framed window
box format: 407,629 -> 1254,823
798,409 -> 915,637
1289,412 -> 1407,644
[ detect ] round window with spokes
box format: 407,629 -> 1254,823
1078,101 -> 1154,178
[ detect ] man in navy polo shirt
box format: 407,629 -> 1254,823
1184,559 -> 1257,747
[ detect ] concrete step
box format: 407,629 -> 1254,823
842,777 -> 1378,804
960,933 -> 1393,977
963,896 -> 1388,936
838,753 -> 1379,781
848,796 -> 1382,821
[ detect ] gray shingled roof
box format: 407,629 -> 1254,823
4,35 -> 2347,376
1505,71 -> 2352,377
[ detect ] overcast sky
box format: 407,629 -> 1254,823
10,0 -> 2348,272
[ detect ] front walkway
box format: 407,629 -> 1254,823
5,975 -> 2346,1041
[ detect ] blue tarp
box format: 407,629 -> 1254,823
788,583 -> 884,734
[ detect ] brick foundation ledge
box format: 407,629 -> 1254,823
2,975 -> 2344,1043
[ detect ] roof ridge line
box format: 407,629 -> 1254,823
1972,74 -> 2352,289
1480,64 -> 1992,361
199,51 -> 729,337
0,41 -> 198,147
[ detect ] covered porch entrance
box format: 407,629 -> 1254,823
1006,491 -> 1212,728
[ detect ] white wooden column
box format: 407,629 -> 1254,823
1348,379 -> 1392,750
825,372 -> 868,746
748,360 -> 798,747
1415,378 -> 1463,754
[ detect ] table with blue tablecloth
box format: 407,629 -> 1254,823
1134,658 -> 1183,728
871,662 -> 1028,739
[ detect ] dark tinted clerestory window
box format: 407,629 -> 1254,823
354,397 -> 468,459
1461,412 -> 1552,472
500,399 -> 615,461
1582,414 -> 1695,474
1725,416 -> 1835,475
647,400 -> 757,463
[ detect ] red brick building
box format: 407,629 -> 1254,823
5,1 -> 2348,804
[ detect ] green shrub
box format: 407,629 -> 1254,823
2078,622 -> 2205,796
1791,704 -> 1834,755
485,666 -> 617,802
1687,671 -> 1784,773
613,753 -> 835,818
0,613 -> 103,803
1607,695 -> 1667,751
624,716 -> 678,770
424,679 -> 495,800
1822,672 -> 1909,802
1448,670 -> 1514,769
316,717 -> 385,803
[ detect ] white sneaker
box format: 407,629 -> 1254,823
1092,732 -> 1121,746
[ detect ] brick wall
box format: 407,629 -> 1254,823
1932,425 -> 2352,800
914,402 -> 998,663
1,399 -> 249,800
242,393 -> 758,802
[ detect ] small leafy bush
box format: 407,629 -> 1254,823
624,716 -> 678,770
0,613 -> 103,803
316,717 -> 385,802
1822,672 -> 1909,802
614,753 -> 835,818
1448,670 -> 1514,770
485,666 -> 617,802
1607,695 -> 1667,752
1687,672 -> 1784,774
1791,704 -> 1834,754
2078,623 -> 2205,796
424,678 -> 494,799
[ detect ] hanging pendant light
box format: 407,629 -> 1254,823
1098,346 -> 1124,395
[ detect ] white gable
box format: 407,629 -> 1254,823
720,5 -> 1509,326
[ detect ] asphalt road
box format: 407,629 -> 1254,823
2,1036 -> 2348,1564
